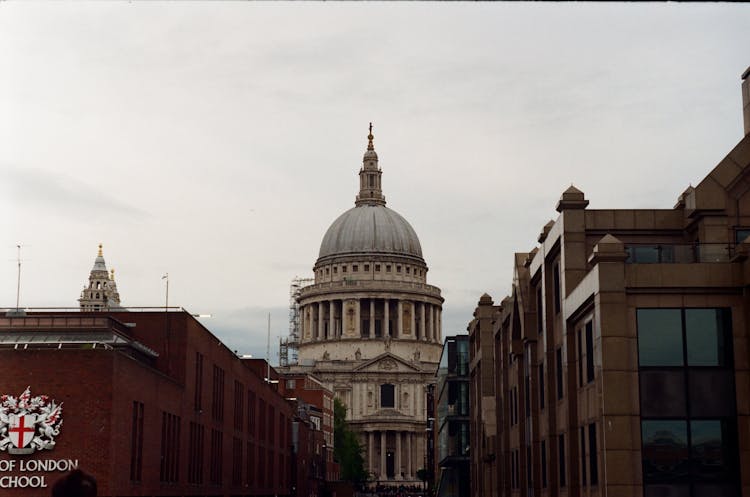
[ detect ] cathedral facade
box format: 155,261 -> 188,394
291,127 -> 444,483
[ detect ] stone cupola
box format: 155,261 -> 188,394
78,244 -> 122,311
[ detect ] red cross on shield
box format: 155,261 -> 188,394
9,414 -> 36,449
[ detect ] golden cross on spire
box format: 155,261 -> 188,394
98,243 -> 103,257
367,122 -> 374,151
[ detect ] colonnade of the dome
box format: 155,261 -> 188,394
299,297 -> 442,343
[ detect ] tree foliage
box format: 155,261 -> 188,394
333,398 -> 368,483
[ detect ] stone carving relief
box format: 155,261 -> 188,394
379,358 -> 397,370
322,350 -> 330,360
355,348 -> 362,360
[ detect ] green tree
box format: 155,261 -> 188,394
333,398 -> 368,484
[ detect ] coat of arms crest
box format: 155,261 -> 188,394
0,387 -> 63,455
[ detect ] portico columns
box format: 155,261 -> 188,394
380,431 -> 387,479
396,430 -> 402,479
369,300 -> 375,338
368,431 -> 374,476
383,299 -> 390,337
407,432 -> 413,479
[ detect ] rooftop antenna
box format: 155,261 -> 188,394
7,244 -> 27,317
266,312 -> 271,383
15,244 -> 21,310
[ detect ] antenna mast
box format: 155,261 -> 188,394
15,244 -> 21,311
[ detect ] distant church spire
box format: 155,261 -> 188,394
355,122 -> 386,207
78,244 -> 122,311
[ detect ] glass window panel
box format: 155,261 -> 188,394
637,309 -> 684,366
688,370 -> 735,418
693,484 -> 739,497
690,420 -> 732,482
640,371 -> 687,417
634,246 -> 660,263
641,420 -> 689,482
685,309 -> 726,366
659,245 -> 675,263
644,484 -> 690,497
736,229 -> 750,245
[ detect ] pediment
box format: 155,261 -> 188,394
353,353 -> 422,373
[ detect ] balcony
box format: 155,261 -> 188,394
298,279 -> 442,298
624,243 -> 733,264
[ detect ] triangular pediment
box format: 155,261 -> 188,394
353,353 -> 422,373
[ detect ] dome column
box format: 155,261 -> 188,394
409,302 -> 417,339
369,300 -> 375,339
355,299 -> 361,337
430,305 -> 437,342
397,300 -> 403,338
300,304 -> 306,341
318,301 -> 325,341
328,299 -> 337,338
420,303 -> 426,341
437,308 -> 442,342
383,299 -> 390,338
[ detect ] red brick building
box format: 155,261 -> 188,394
0,310 -> 294,497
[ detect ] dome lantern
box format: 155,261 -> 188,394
355,123 -> 386,207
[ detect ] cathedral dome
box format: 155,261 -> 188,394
318,204 -> 423,261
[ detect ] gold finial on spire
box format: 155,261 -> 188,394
98,243 -> 103,257
110,268 -> 115,280
367,122 -> 374,151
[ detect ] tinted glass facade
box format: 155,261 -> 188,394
637,308 -> 739,497
436,335 -> 470,497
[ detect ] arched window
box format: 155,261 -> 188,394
96,282 -> 101,290
380,384 -> 395,408
95,293 -> 100,299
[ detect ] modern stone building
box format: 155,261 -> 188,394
287,126 -> 444,484
468,68 -> 750,497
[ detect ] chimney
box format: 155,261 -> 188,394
743,66 -> 750,136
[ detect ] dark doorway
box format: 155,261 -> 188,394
386,451 -> 395,478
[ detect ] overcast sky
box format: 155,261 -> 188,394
2,3 -> 749,361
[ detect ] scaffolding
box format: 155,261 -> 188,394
279,276 -> 314,367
